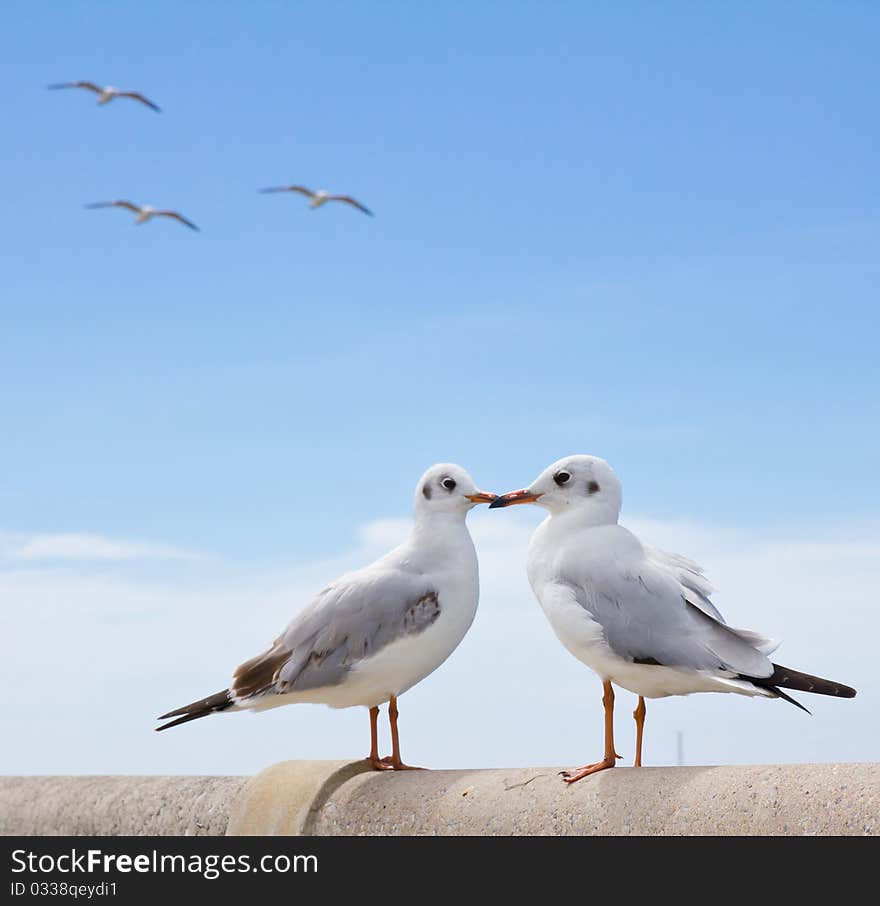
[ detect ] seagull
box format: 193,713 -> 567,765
156,464 -> 496,770
260,185 -> 373,216
85,201 -> 199,231
48,81 -> 161,112
490,454 -> 856,783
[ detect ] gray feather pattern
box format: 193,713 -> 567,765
563,552 -> 773,678
645,544 -> 726,623
237,570 -> 441,698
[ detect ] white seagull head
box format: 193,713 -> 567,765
413,463 -> 497,518
490,454 -> 622,521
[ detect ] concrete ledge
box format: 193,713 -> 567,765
226,760 -> 373,835
3,763 -> 878,836
0,775 -> 248,836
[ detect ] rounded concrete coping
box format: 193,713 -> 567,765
0,775 -> 249,836
2,762 -> 877,836
226,760 -> 373,835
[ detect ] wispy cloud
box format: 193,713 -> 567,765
0,531 -> 201,563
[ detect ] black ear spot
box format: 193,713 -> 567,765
422,484 -> 432,500
587,481 -> 600,495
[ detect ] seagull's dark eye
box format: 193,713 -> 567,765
442,477 -> 456,491
553,471 -> 571,486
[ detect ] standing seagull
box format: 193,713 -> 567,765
490,455 -> 856,783
260,185 -> 373,216
156,464 -> 496,770
48,81 -> 161,112
86,201 -> 199,231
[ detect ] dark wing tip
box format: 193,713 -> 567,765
155,689 -> 231,731
772,687 -> 812,714
766,663 -> 857,700
154,713 -> 201,732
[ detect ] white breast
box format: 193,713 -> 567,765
532,575 -> 618,674
337,588 -> 478,707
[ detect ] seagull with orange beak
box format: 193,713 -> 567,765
490,454 -> 856,782
157,464 -> 496,770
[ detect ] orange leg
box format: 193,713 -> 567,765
367,705 -> 394,771
378,695 -> 424,771
561,680 -> 621,783
633,696 -> 646,767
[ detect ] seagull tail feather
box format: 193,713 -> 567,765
155,689 -> 233,732
766,663 -> 857,699
744,662 -> 856,713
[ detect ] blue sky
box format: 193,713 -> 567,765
1,2 -> 878,773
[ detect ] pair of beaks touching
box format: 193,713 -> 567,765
157,455 -> 855,783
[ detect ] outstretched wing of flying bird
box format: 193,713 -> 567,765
328,194 -> 373,216
117,90 -> 161,112
157,210 -> 199,231
85,200 -> 141,213
259,185 -> 317,197
48,81 -> 102,94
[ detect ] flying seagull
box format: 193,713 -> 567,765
490,454 -> 856,783
156,464 -> 496,771
86,201 -> 199,231
48,81 -> 161,112
260,185 -> 373,216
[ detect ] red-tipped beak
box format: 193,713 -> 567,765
488,489 -> 543,508
465,491 -> 499,505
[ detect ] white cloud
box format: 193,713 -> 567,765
1,511 -> 877,775
0,531 -> 201,563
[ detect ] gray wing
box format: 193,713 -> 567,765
327,195 -> 373,216
231,569 -> 440,701
644,544 -> 725,623
117,91 -> 161,112
562,555 -> 773,678
85,200 -> 140,213
644,543 -> 778,655
259,185 -> 315,197
48,81 -> 101,94
157,210 -> 199,230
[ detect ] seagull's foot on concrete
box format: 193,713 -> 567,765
378,755 -> 426,771
560,754 -> 619,784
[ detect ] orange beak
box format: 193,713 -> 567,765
488,489 -> 543,508
466,491 -> 499,505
